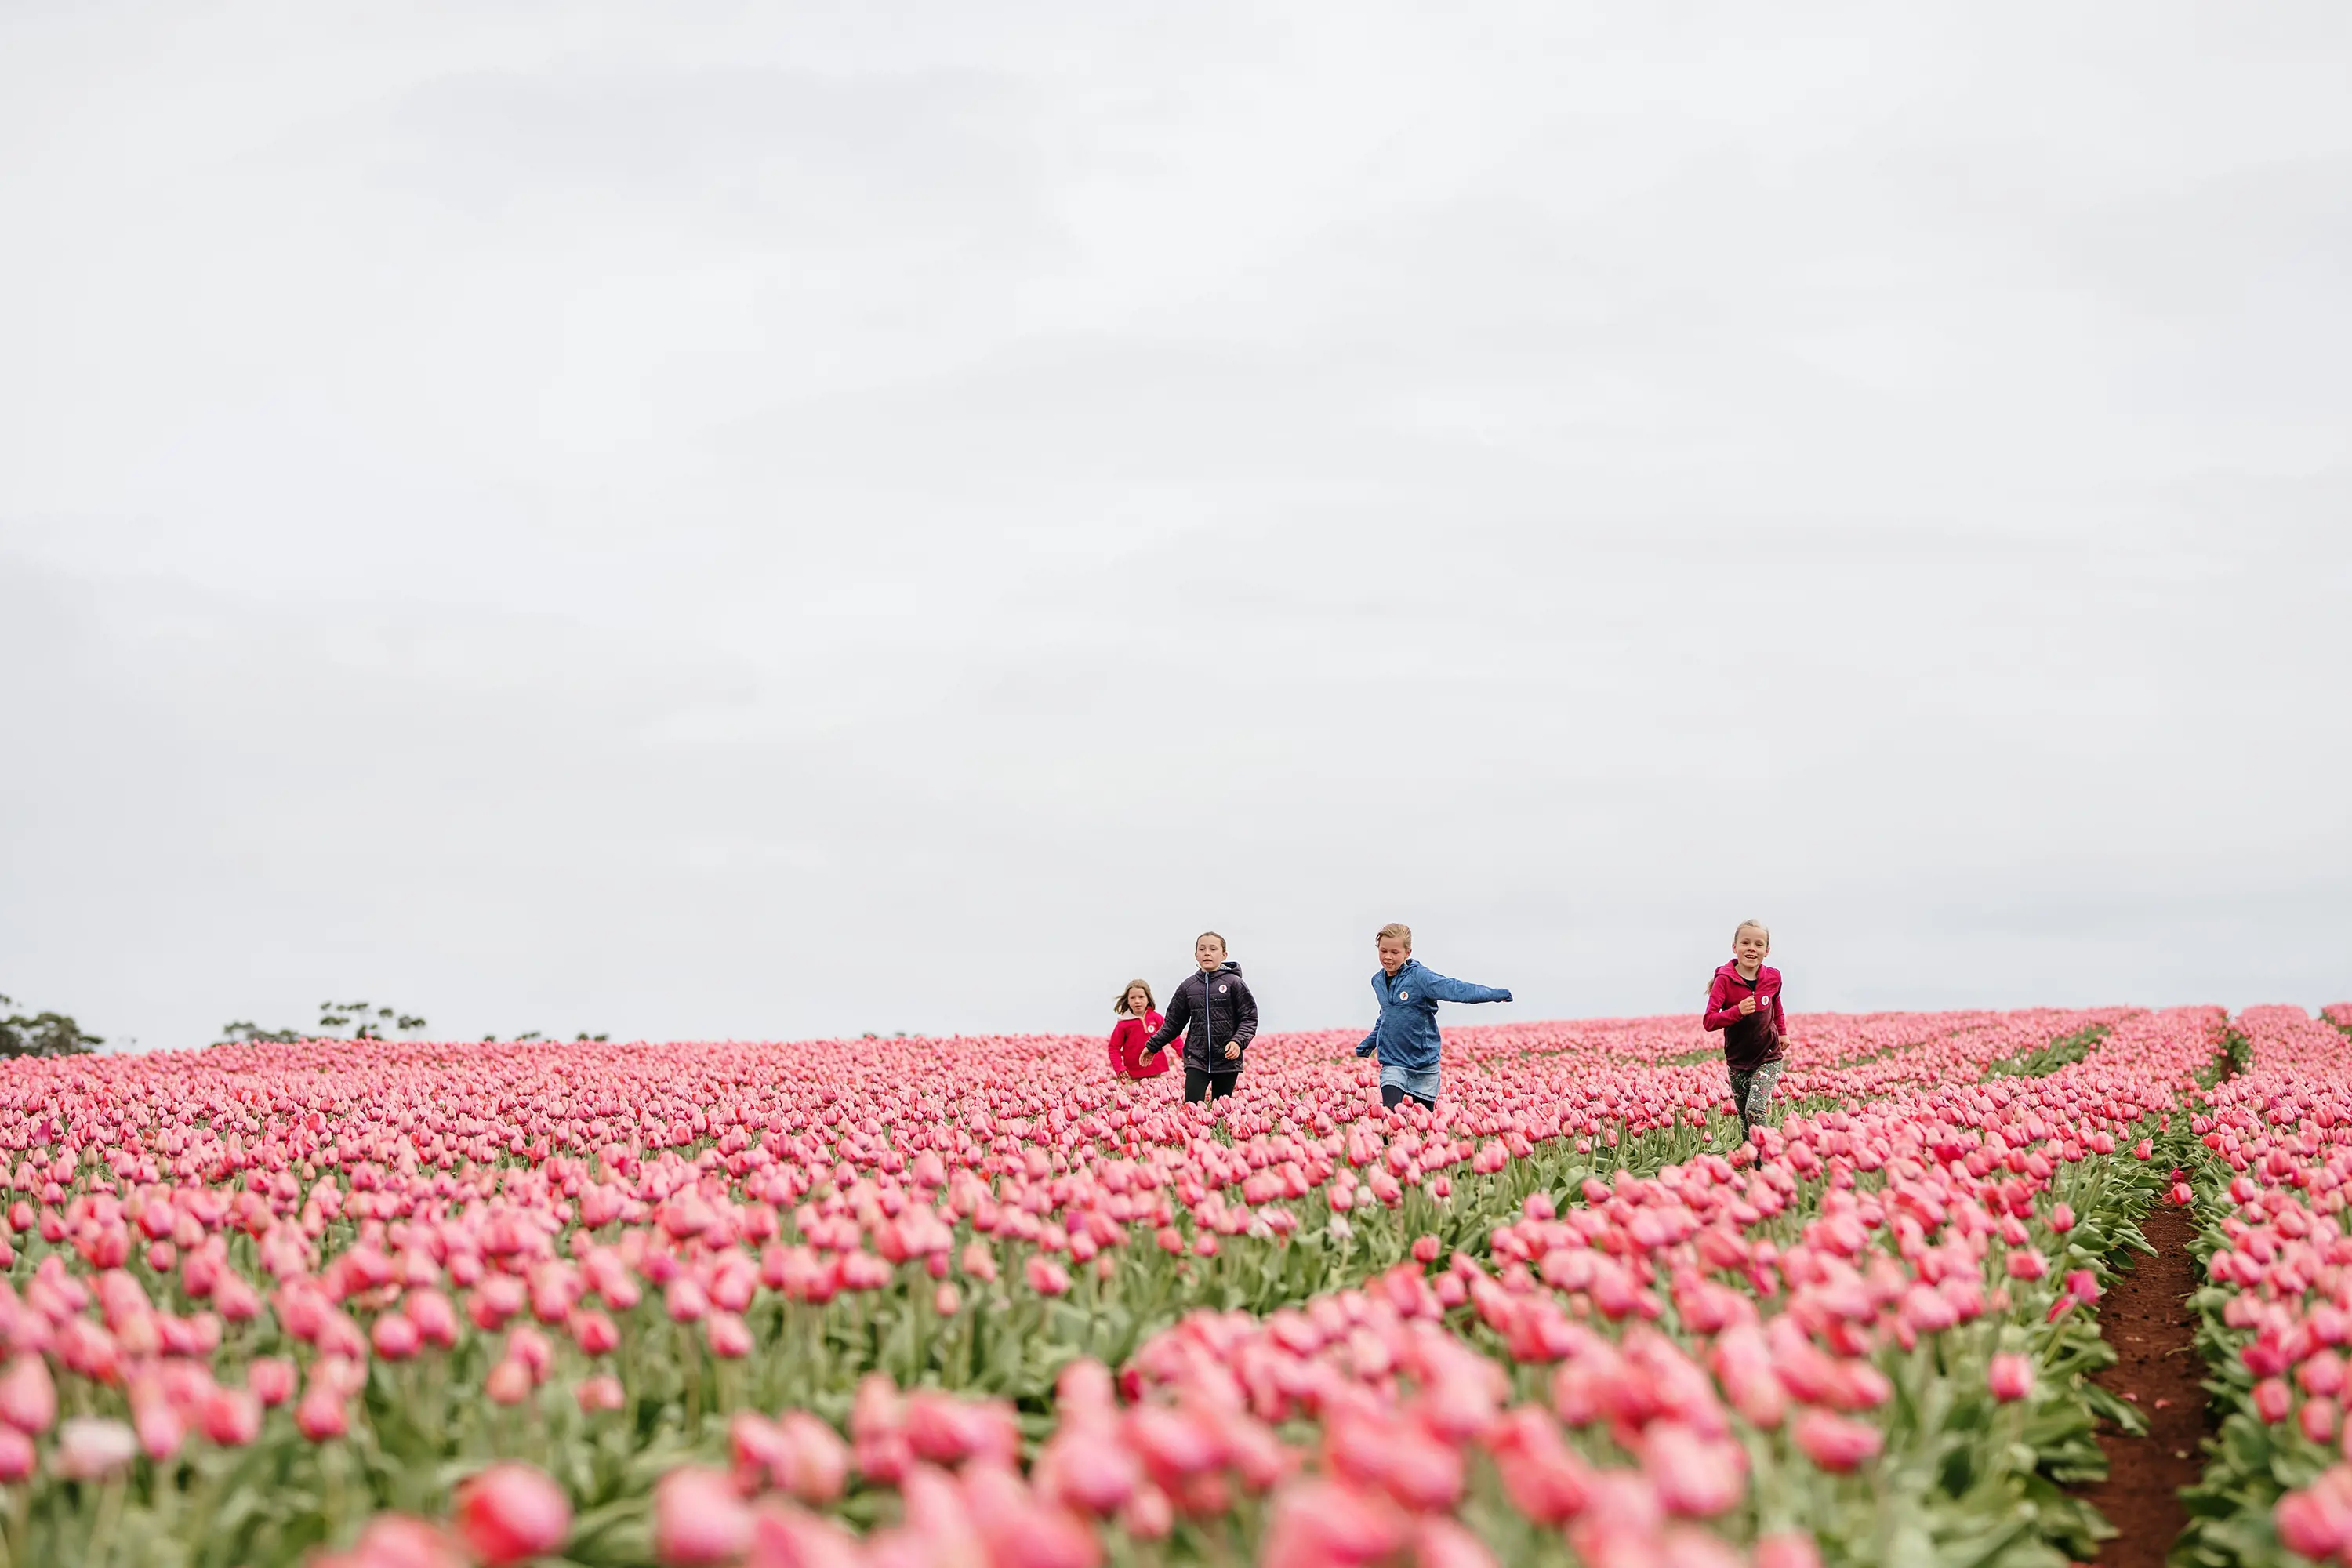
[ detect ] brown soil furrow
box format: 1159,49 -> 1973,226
2081,1202 -> 2207,1566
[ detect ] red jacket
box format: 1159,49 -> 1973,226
1109,1012 -> 1171,1080
1703,963 -> 1785,1069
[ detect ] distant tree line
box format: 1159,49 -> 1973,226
216,1003 -> 607,1046
4,988 -> 609,1058
0,993 -> 103,1058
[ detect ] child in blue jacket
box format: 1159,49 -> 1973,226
1354,923 -> 1512,1109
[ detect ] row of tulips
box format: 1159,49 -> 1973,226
2170,1004 -> 2352,1568
0,1005 -> 2217,1564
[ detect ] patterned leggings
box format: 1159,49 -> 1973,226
1728,1060 -> 1782,1140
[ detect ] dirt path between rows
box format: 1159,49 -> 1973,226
2080,1201 -> 2208,1566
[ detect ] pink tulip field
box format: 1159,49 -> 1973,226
2,1003 -> 2348,1567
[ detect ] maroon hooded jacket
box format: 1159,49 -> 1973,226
1704,962 -> 1785,1070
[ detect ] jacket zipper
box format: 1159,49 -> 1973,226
1203,969 -> 1218,1068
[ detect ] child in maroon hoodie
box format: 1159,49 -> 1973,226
1702,920 -> 1785,1145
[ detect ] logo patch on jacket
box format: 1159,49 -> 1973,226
1216,984 -> 1228,993
1399,991 -> 1410,1000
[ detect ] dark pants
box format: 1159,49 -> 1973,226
1184,1068 -> 1238,1104
1381,1083 -> 1436,1111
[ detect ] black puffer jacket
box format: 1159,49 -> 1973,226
1142,962 -> 1259,1074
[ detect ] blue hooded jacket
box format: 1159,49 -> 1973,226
1355,959 -> 1512,1073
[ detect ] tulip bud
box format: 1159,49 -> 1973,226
1987,1353 -> 2035,1403
455,1462 -> 573,1566
371,1312 -> 423,1362
1791,1410 -> 1882,1473
349,1516 -> 468,1568
54,1417 -> 137,1481
1413,1517 -> 1499,1568
1754,1534 -> 1826,1568
706,1312 -> 753,1359
295,1385 -> 349,1442
1118,1483 -> 1174,1541
576,1374 -> 627,1415
200,1387 -> 263,1448
756,1411 -> 840,1506
485,1358 -> 533,1407
654,1465 -> 754,1566
248,1357 -> 296,1408
0,1355 -> 56,1434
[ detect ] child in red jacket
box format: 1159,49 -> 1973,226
1702,920 -> 1785,1145
1108,979 -> 1171,1081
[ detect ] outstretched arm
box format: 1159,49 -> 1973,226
1419,970 -> 1512,1004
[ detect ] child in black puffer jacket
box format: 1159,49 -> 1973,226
1142,931 -> 1259,1103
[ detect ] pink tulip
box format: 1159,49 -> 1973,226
0,1429 -> 31,1485
455,1462 -> 572,1566
0,1355 -> 56,1434
654,1465 -> 754,1566
1261,1478 -> 1406,1568
249,1357 -> 297,1408
2277,1470 -> 2352,1561
1987,1354 -> 2035,1403
485,1359 -> 533,1407
295,1385 -> 349,1442
200,1387 -> 263,1447
1753,1533 -> 1826,1568
745,1503 -> 863,1568
1119,1483 -> 1174,1541
371,1312 -> 422,1362
2254,1377 -> 2293,1423
1791,1410 -> 1882,1473
1027,1255 -> 1073,1297
576,1374 -> 627,1414
1643,1422 -> 1745,1516
706,1312 -> 753,1359
347,1516 -> 469,1568
1411,1517 -> 1498,1568
54,1417 -> 137,1481
776,1412 -> 850,1505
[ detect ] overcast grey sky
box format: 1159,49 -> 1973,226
4,3 -> 2348,1051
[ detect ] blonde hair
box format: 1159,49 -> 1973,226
1376,922 -> 1413,949
1733,919 -> 1770,945
1115,978 -> 1155,1016
1195,931 -> 1227,953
